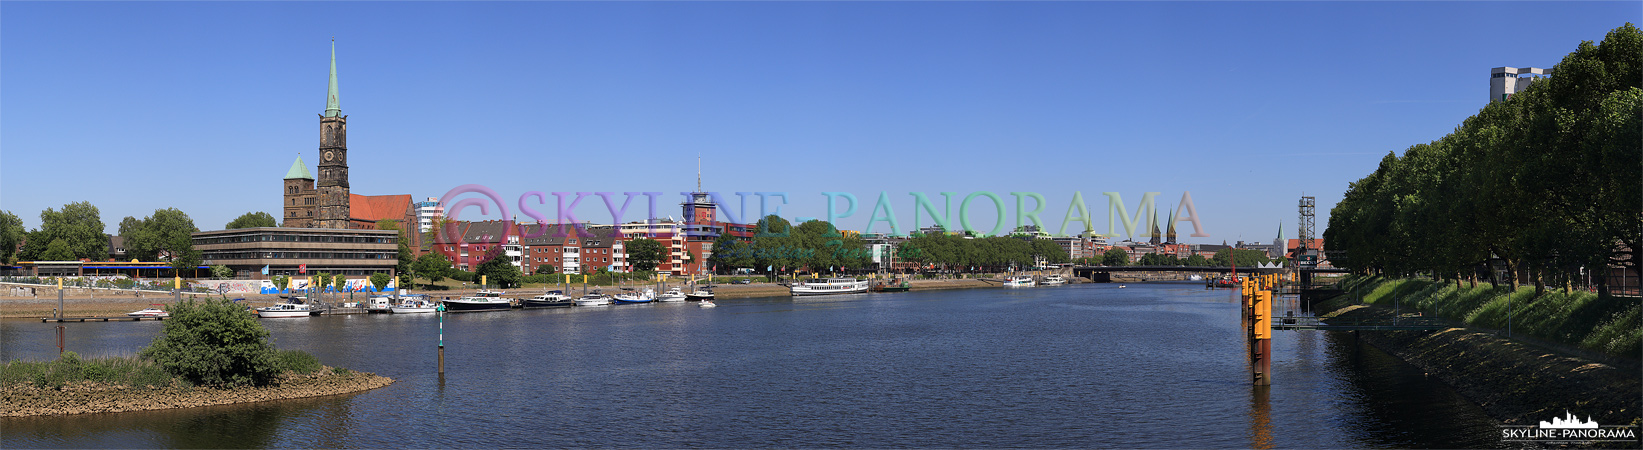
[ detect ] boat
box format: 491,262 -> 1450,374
1003,276 -> 1036,287
685,287 -> 715,301
871,279 -> 911,293
256,301 -> 314,318
699,299 -> 717,308
575,290 -> 612,306
789,278 -> 871,296
657,287 -> 688,302
1041,275 -> 1067,286
366,295 -> 395,313
522,290 -> 575,308
1188,274 -> 1205,282
443,290 -> 513,312
613,288 -> 656,304
1208,276 -> 1238,289
390,298 -> 439,314
126,305 -> 169,318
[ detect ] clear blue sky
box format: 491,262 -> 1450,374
3,1 -> 1635,243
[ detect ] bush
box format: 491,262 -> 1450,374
1,354 -> 173,389
448,270 -> 475,283
140,297 -> 281,387
275,349 -> 321,374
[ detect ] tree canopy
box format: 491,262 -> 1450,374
21,201 -> 107,261
225,212 -> 277,229
474,253 -> 522,288
118,208 -> 200,264
626,238 -> 665,272
1324,24 -> 1641,295
0,210 -> 25,264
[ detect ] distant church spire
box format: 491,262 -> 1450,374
324,39 -> 341,118
1166,207 -> 1177,244
1149,209 -> 1162,245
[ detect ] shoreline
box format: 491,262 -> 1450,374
1,369 -> 394,418
1316,297 -> 1640,426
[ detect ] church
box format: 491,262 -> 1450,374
281,42 -> 416,234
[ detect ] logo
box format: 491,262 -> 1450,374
1500,411 -> 1638,444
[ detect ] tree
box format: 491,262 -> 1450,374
41,239 -> 75,261
121,208 -> 200,263
1103,248 -> 1130,266
1185,254 -> 1210,267
211,265 -> 234,279
0,210 -> 23,264
369,272 -> 393,291
626,238 -> 665,272
140,297 -> 282,387
225,212 -> 277,229
376,219 -> 415,277
413,252 -> 452,282
22,201 -> 106,261
474,254 -> 522,288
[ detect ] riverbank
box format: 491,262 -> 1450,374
1315,296 -> 1640,427
1,368 -> 393,417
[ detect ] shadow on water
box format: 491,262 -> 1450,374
1322,331 -> 1506,449
1,391 -> 360,449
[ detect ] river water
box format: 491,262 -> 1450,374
2,283 -> 1505,448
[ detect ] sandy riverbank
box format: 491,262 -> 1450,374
1317,297 -> 1640,426
1,369 -> 393,417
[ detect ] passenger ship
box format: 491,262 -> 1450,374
789,278 -> 871,296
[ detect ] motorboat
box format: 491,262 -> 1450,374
1003,276 -> 1036,287
1041,275 -> 1067,286
871,279 -> 911,293
699,299 -> 717,308
1188,274 -> 1205,282
685,287 -> 715,301
613,288 -> 656,304
256,301 -> 313,318
366,295 -> 395,313
522,290 -> 575,308
789,278 -> 870,296
390,298 -> 439,314
126,305 -> 169,318
657,287 -> 688,302
575,290 -> 612,306
443,290 -> 513,312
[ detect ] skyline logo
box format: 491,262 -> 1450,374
1500,411 -> 1637,444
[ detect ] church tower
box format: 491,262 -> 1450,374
282,154 -> 317,227
315,41 -> 352,229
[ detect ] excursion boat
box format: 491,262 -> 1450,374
443,290 -> 513,312
575,290 -> 612,307
613,288 -> 656,304
789,278 -> 871,296
685,287 -> 715,301
657,287 -> 688,302
126,305 -> 169,318
1003,276 -> 1036,287
522,291 -> 574,309
256,301 -> 314,318
390,298 -> 439,314
1041,275 -> 1067,286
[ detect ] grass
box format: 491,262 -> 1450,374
1342,275 -> 1642,360
2,349 -> 330,390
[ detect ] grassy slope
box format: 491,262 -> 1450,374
1340,276 -> 1642,360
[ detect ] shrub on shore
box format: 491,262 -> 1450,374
1342,275 -> 1641,359
140,296 -> 282,387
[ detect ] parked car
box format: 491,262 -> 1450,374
732,279 -> 751,284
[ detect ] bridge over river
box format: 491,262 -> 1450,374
1071,265 -> 1350,283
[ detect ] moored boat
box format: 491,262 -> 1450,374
522,291 -> 575,308
871,279 -> 911,293
789,278 -> 870,296
685,287 -> 715,301
1003,276 -> 1036,287
575,290 -> 612,306
256,301 -> 314,318
1041,275 -> 1067,286
126,305 -> 169,318
657,287 -> 688,302
390,298 -> 439,314
613,288 -> 656,304
443,290 -> 513,312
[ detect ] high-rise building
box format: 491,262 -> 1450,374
1491,67 -> 1549,102
315,41 -> 351,229
416,197 -> 443,232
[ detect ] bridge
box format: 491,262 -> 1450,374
1070,265 -> 1350,283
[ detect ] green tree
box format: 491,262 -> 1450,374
474,254 -> 523,288
139,297 -> 282,387
121,208 -> 200,263
1102,247 -> 1129,266
369,272 -> 392,291
210,265 -> 234,279
413,252 -> 452,282
376,219 -> 415,277
225,212 -> 277,229
0,210 -> 24,264
1185,254 -> 1210,267
626,238 -> 665,272
40,239 -> 75,261
22,201 -> 106,261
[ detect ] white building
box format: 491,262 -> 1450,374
1491,67 -> 1550,102
415,197 -> 443,232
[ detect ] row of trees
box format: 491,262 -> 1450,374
893,231 -> 1069,272
708,215 -> 875,274
1324,24 -> 1641,296
0,202 -> 295,272
1070,247 -> 1273,268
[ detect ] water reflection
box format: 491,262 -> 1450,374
1,393 -> 355,449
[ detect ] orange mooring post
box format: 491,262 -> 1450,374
1252,289 -> 1273,385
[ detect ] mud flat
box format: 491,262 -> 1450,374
2,369 -> 393,418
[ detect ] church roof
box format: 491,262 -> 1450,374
284,155 -> 314,180
350,194 -> 412,224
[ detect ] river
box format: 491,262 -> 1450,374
1,282 -> 1505,448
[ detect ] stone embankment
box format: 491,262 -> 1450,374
1,369 -> 393,417
1318,298 -> 1640,426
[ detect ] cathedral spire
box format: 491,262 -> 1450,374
324,39 -> 341,117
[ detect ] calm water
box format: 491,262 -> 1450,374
2,283 -> 1504,448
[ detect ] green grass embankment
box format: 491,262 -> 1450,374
1339,276 -> 1641,360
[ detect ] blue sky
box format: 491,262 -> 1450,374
2,1 -> 1635,243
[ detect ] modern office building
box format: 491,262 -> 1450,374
193,227 -> 399,279
1491,67 -> 1550,102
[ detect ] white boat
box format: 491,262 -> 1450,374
390,298 -> 439,314
126,305 -> 169,318
1003,276 -> 1036,287
521,291 -> 574,308
1041,275 -> 1067,286
613,288 -> 656,304
256,301 -> 314,318
657,287 -> 688,302
366,295 -> 395,313
699,299 -> 717,308
789,278 -> 871,296
1188,274 -> 1205,282
575,290 -> 612,306
443,290 -> 513,312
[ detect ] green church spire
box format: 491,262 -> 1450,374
285,154 -> 314,180
324,39 -> 341,117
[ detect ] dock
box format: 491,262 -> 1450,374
42,316 -> 165,322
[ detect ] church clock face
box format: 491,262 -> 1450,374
324,151 -> 335,162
